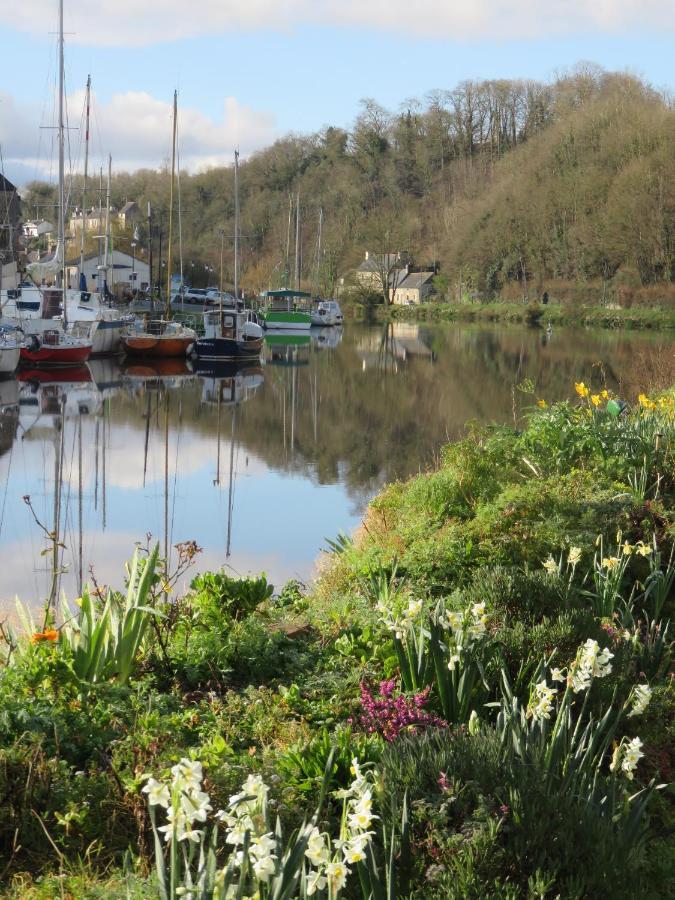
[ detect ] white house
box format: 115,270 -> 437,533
65,249 -> 150,293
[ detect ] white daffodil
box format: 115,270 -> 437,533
571,639 -> 613,692
305,828 -> 330,867
326,860 -> 350,893
142,777 -> 170,808
568,546 -> 582,565
179,825 -> 203,844
405,599 -> 423,620
627,684 -> 652,718
621,737 -> 644,779
181,789 -> 213,823
528,680 -> 557,722
550,667 -> 566,683
251,853 -> 276,882
171,759 -> 203,793
306,869 -> 327,896
543,556 -> 558,574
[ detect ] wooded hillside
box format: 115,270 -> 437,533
21,64 -> 674,303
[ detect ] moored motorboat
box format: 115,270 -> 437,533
192,305 -> 264,361
310,299 -> 343,326
259,289 -> 312,331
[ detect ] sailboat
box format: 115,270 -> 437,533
1,81 -> 129,356
193,150 -> 264,361
122,91 -> 196,358
11,0 -> 94,367
0,325 -> 21,375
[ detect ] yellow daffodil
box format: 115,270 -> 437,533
590,394 -> 601,407
537,399 -> 547,409
575,382 -> 589,398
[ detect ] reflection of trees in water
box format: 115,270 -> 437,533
99,325 -> 671,502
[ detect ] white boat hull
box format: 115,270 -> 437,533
0,347 -> 20,375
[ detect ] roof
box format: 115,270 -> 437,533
120,201 -> 139,215
396,271 -> 435,290
357,253 -> 399,273
261,289 -> 312,298
0,174 -> 17,193
64,250 -> 145,266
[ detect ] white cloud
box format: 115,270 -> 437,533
0,86 -> 276,179
2,1 -> 673,46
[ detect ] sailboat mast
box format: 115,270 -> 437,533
314,206 -> 323,296
79,75 -> 91,290
58,0 -> 66,317
166,90 -> 178,318
234,149 -> 240,299
294,192 -> 300,292
103,155 -> 112,299
284,194 -> 292,287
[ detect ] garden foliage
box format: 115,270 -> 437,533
0,385 -> 673,898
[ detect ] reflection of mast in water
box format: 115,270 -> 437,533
50,395 -> 66,609
226,404 -> 236,558
164,389 -> 169,576
102,398 -> 107,530
197,363 -> 264,558
143,392 -> 152,487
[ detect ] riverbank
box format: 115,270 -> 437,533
352,300 -> 675,330
0,383 -> 673,898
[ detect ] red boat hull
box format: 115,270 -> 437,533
20,344 -> 92,366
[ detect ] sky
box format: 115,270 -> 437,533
0,1 -> 673,187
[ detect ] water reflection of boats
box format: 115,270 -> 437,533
87,357 -> 124,400
0,378 -> 19,457
17,365 -> 93,384
265,333 -> 310,366
198,364 -> 264,406
18,373 -> 101,431
120,357 -> 196,392
311,326 -> 343,350
122,358 -> 195,378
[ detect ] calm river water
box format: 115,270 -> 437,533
0,322 -> 671,611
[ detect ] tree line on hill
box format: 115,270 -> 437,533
19,63 -> 674,304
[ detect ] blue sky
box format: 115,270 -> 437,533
0,2 -> 673,186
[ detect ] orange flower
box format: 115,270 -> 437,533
31,629 -> 58,644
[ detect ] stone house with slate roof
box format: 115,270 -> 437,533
392,271 -> 435,305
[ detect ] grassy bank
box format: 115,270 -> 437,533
0,384 -> 673,898
353,300 -> 675,330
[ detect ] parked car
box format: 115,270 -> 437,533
204,290 -> 236,307
173,288 -> 209,304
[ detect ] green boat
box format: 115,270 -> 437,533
259,289 -> 312,331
